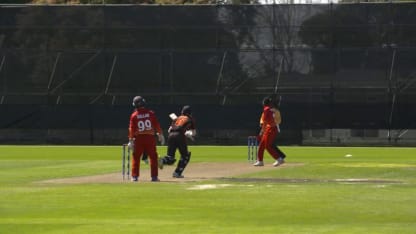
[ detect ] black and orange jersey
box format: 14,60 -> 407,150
171,115 -> 195,134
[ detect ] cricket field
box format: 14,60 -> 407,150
1,145 -> 416,233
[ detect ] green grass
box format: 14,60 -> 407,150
1,145 -> 416,233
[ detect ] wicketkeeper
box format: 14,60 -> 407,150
159,105 -> 196,178
128,96 -> 165,182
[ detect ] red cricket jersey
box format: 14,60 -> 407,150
260,106 -> 277,131
129,107 -> 162,139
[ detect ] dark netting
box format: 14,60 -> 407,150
395,48 -> 416,81
217,5 -> 272,27
108,52 -> 168,93
50,6 -> 104,27
105,28 -> 162,49
160,5 -> 218,26
1,50 -> 52,92
275,4 -> 331,27
50,52 -> 107,93
334,48 -> 390,88
0,3 -> 416,145
104,5 -> 162,26
168,28 -> 219,50
392,3 -> 416,25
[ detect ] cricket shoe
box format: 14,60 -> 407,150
172,172 -> 184,178
273,158 -> 285,167
131,176 -> 138,182
151,176 -> 160,182
158,157 -> 164,170
253,161 -> 264,166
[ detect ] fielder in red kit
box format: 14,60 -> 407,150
253,96 -> 285,167
128,96 -> 165,182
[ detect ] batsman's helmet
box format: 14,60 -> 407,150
262,96 -> 272,106
132,96 -> 146,108
181,105 -> 192,116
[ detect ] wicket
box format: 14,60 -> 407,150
247,136 -> 258,162
122,144 -> 131,180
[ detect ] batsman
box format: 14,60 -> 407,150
159,105 -> 196,178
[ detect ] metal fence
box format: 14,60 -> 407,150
0,3 -> 415,145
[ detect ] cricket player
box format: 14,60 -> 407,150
262,97 -> 287,161
159,105 -> 196,178
128,96 -> 165,182
254,96 -> 285,167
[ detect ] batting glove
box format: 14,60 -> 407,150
185,130 -> 195,141
157,133 -> 165,145
127,139 -> 134,150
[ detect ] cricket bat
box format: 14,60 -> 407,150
169,113 -> 177,121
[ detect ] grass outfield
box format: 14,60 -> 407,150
1,145 -> 416,233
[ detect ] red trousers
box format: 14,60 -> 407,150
132,134 -> 158,178
257,126 -> 280,161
